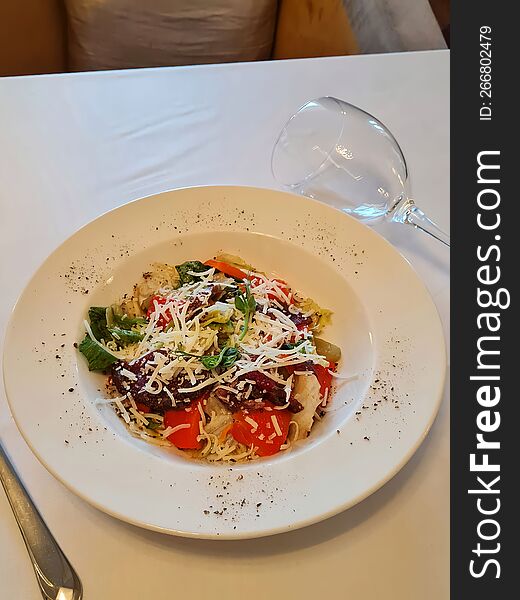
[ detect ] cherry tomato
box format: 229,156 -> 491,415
164,399 -> 203,449
231,403 -> 291,456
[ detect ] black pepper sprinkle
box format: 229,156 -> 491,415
68,388 -> 74,392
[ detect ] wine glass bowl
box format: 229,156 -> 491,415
271,97 -> 449,246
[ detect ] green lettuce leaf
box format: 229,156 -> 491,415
78,336 -> 118,371
108,305 -> 147,328
107,327 -> 144,344
88,307 -> 112,342
88,306 -> 146,348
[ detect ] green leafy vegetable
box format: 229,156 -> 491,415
175,260 -> 208,285
78,336 -> 118,371
108,327 -> 144,344
146,421 -> 162,431
109,305 -> 147,328
281,341 -> 307,352
115,315 -> 147,327
176,346 -> 240,370
234,283 -> 256,340
88,307 -> 112,342
203,346 -> 240,369
86,306 -> 145,348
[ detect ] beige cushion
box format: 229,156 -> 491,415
65,0 -> 277,71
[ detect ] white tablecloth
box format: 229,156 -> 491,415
0,50 -> 449,599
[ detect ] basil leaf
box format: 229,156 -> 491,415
88,307 -> 112,342
200,353 -> 222,369
234,294 -> 246,313
220,347 -> 240,368
78,335 -> 118,371
281,341 -> 306,352
200,347 -> 240,369
177,346 -> 240,370
175,261 -> 207,285
107,327 -> 144,345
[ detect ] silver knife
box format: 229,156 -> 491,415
0,440 -> 83,599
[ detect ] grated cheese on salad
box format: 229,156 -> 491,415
78,254 -> 345,461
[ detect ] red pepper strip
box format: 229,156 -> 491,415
204,260 -> 247,280
164,398 -> 204,449
313,361 -> 336,399
146,295 -> 172,329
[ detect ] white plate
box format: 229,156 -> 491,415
3,186 -> 445,539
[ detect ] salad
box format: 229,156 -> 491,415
78,254 -> 342,461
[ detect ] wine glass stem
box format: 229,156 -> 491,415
405,205 -> 450,247
391,199 -> 450,247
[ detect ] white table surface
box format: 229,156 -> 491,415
0,50 -> 449,599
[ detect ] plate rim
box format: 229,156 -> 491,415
2,184 -> 447,539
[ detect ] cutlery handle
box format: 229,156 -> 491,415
0,441 -> 82,600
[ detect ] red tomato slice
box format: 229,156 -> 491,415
164,399 -> 203,449
204,260 -> 246,280
313,361 -> 336,399
146,295 -> 172,329
231,404 -> 291,456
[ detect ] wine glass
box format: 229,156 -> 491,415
271,97 -> 449,246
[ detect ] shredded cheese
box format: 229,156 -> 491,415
244,416 -> 259,430
99,258 -> 338,462
271,414 -> 283,437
